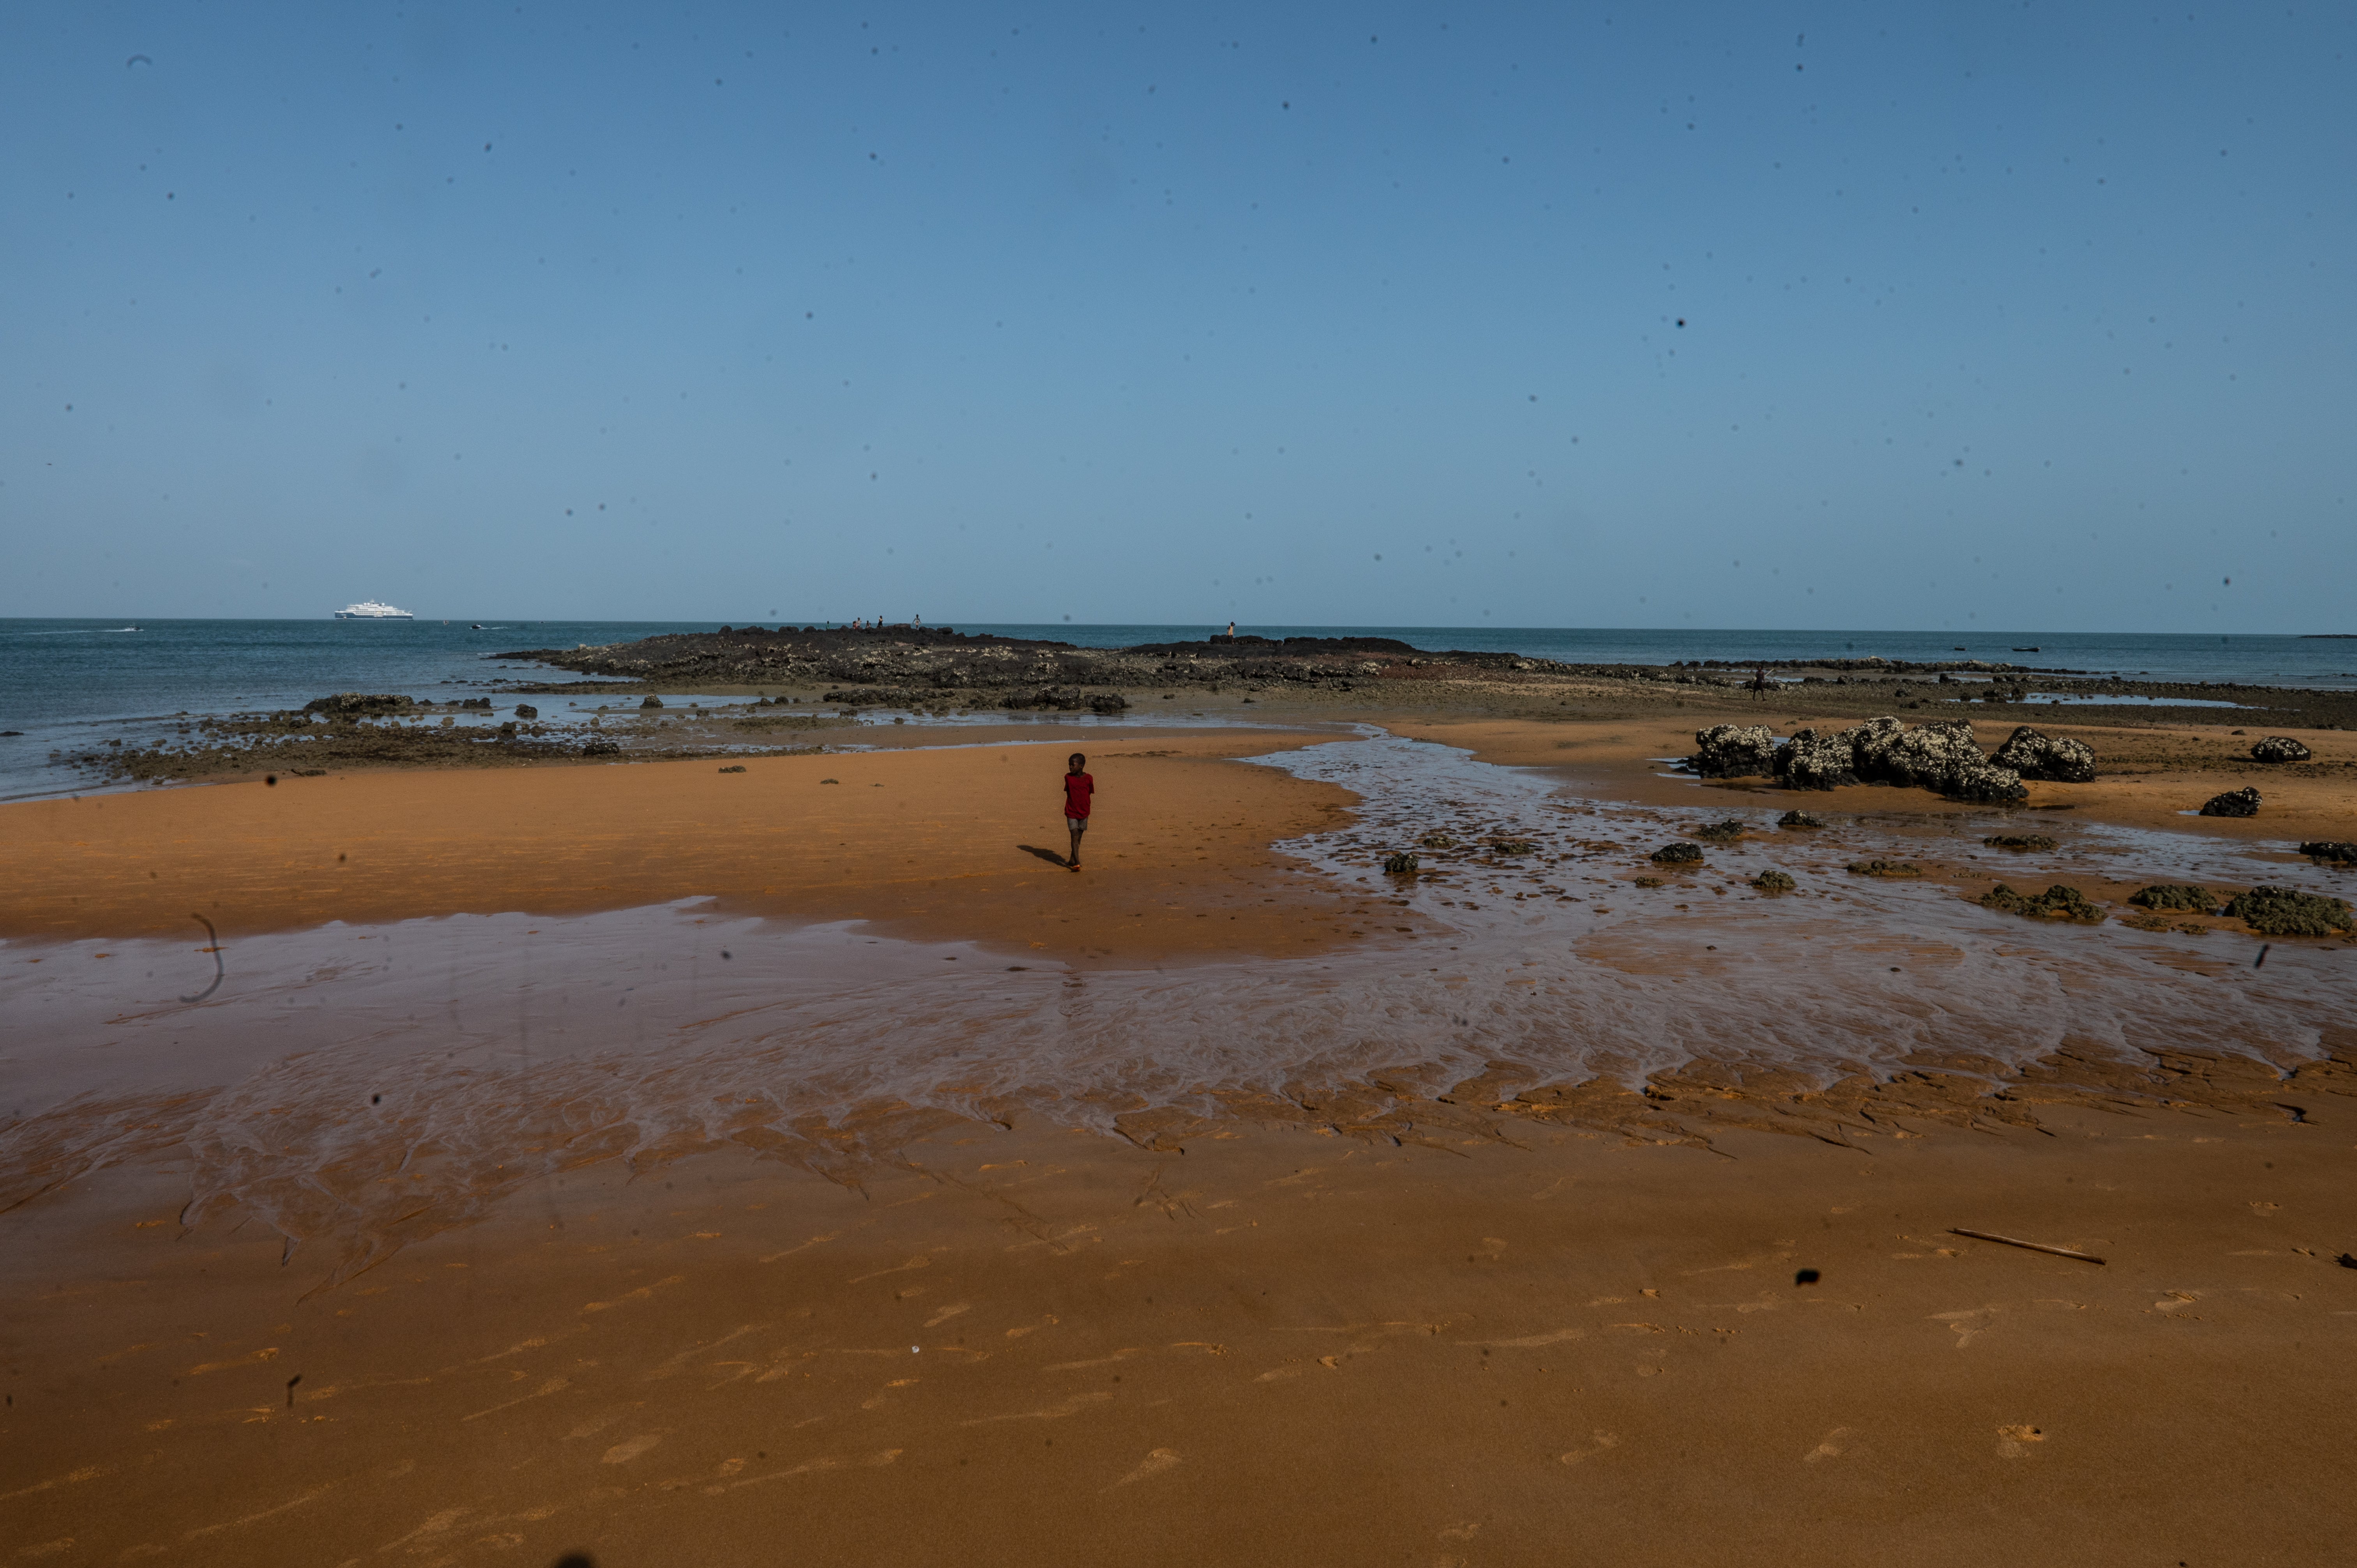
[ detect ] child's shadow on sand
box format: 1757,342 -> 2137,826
1017,844 -> 1073,867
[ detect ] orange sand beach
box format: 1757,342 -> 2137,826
4,713 -> 2355,1564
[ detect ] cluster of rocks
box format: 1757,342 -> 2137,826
2302,841 -> 2357,865
304,692 -> 415,716
1688,720 -> 2094,804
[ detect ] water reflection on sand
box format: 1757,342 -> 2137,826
4,729 -> 2348,1279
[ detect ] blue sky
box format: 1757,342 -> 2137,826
4,2 -> 2350,630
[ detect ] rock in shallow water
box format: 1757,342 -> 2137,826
1990,725 -> 2098,783
1650,842 -> 1705,865
1777,810 -> 1826,828
2129,883 -> 2218,913
1752,869 -> 1796,893
2223,885 -> 2355,936
2300,841 -> 2357,865
1846,859 -> 1922,878
1981,883 -> 2106,923
1984,833 -> 2057,851
2199,787 -> 2263,818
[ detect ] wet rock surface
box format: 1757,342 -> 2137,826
2200,787 -> 2263,818
2224,885 -> 2355,937
1981,883 -> 2106,923
1751,869 -> 1796,893
1649,842 -> 1705,865
1847,859 -> 1923,878
1984,833 -> 2058,850
1776,810 -> 1827,828
2129,884 -> 2220,913
2300,841 -> 2357,865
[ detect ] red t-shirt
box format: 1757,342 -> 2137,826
1062,772 -> 1094,819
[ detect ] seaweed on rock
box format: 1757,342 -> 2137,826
2223,886 -> 2355,937
2129,884 -> 2218,914
1981,883 -> 2106,924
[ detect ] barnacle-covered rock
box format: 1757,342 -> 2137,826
2199,787 -> 2262,818
1990,726 -> 2098,783
2250,736 -> 2313,764
1689,723 -> 1779,779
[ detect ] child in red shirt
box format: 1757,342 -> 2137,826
1062,753 -> 1094,871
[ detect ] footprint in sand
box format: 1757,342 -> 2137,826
601,1431 -> 667,1464
1558,1431 -> 1621,1466
1104,1449 -> 1182,1490
1930,1308 -> 1998,1348
1995,1424 -> 2045,1459
1802,1427 -> 1855,1464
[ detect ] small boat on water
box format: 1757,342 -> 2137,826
335,600 -> 415,621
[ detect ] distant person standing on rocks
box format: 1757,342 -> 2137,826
1062,753 -> 1094,871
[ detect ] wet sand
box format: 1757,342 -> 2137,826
0,730 -> 1401,963
5,710 -> 2356,1564
7,1108 -> 2353,1566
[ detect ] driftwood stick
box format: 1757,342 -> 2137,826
1950,1228 -> 2106,1265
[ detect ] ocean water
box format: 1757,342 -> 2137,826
4,617 -> 2350,801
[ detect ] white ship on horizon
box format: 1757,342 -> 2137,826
334,599 -> 415,620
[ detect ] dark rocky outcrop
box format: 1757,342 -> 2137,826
1695,819 -> 1747,842
2299,841 -> 2357,865
1990,726 -> 2098,783
1981,883 -> 2105,923
640,695 -> 664,709
1846,859 -> 1921,878
304,692 -> 414,715
2129,884 -> 2218,913
998,687 -> 1126,713
1752,869 -> 1796,893
1650,842 -> 1705,865
2223,885 -> 2355,937
1688,724 -> 1779,778
1984,834 -> 2057,851
580,738 -> 621,756
514,705 -> 539,720
1768,717 -> 2025,803
2250,736 -> 2313,763
1383,853 -> 1421,875
1777,810 -> 1826,828
2199,787 -> 2262,818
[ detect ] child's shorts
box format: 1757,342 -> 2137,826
1066,817 -> 1088,831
